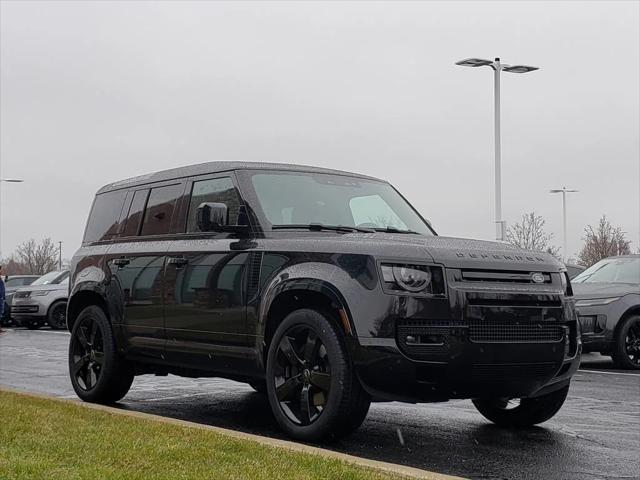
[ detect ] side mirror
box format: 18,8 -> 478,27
197,202 -> 228,231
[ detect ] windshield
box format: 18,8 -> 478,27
573,258 -> 640,284
249,171 -> 433,235
32,271 -> 69,286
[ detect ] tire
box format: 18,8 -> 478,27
68,305 -> 134,404
25,319 -> 42,330
265,308 -> 371,442
611,315 -> 640,370
472,384 -> 570,428
249,380 -> 267,394
48,301 -> 67,330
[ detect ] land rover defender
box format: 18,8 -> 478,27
68,162 -> 580,441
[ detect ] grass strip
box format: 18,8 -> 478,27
0,390 -> 405,480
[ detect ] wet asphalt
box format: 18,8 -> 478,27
0,327 -> 638,480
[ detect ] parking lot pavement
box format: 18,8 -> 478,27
1,328 -> 638,480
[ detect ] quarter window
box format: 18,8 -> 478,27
186,177 -> 241,232
140,184 -> 183,236
83,190 -> 127,243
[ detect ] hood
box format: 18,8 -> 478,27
16,283 -> 67,294
572,282 -> 639,299
261,233 -> 562,272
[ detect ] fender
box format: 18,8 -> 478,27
256,257 -> 382,341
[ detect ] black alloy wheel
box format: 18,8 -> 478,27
68,305 -> 134,403
266,309 -> 371,442
70,315 -> 105,391
48,302 -> 67,330
613,315 -> 640,370
273,325 -> 332,426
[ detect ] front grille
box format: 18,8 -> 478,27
12,305 -> 39,313
461,269 -> 551,284
469,323 -> 564,343
471,362 -> 559,381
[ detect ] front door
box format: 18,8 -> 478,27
163,174 -> 256,374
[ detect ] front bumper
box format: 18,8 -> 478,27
352,268 -> 580,402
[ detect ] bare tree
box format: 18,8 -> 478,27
577,215 -> 631,267
0,255 -> 31,275
506,212 -> 560,258
15,238 -> 59,275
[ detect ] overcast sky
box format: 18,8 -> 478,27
1,0 -> 638,262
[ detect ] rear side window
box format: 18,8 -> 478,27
122,189 -> 149,237
140,184 -> 183,236
83,190 -> 127,243
186,177 -> 241,232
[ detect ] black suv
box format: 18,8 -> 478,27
68,162 -> 580,441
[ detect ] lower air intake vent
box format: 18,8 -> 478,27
469,323 -> 564,343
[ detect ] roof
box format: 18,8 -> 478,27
97,161 -> 381,194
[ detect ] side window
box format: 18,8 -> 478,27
186,177 -> 241,232
140,184 -> 183,236
83,190 -> 128,243
122,189 -> 149,237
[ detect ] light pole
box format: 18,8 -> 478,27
550,187 -> 578,263
58,241 -> 63,270
456,57 -> 539,241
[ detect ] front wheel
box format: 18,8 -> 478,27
472,385 -> 570,428
612,315 -> 640,370
265,309 -> 370,442
48,301 -> 67,330
69,305 -> 134,404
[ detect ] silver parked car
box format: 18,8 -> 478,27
1,274 -> 40,326
12,270 -> 70,330
573,255 -> 640,369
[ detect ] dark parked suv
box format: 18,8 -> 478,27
68,162 -> 580,440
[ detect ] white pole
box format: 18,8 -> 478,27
562,188 -> 567,262
493,59 -> 503,241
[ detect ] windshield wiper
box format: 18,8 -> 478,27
272,223 -> 374,233
372,226 -> 420,234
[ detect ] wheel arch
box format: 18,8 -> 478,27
258,278 -> 356,369
67,290 -> 109,332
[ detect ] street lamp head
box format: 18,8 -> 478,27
455,58 -> 494,67
0,178 -> 24,183
503,65 -> 539,73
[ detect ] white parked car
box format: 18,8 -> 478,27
12,270 -> 69,330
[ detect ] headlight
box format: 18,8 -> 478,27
380,263 -> 444,295
575,297 -> 620,307
32,291 -> 50,297
393,266 -> 431,292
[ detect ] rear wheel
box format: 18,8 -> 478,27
68,305 -> 134,403
472,385 -> 570,428
48,301 -> 67,330
265,308 -> 370,442
612,315 -> 640,370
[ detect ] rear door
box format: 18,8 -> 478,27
164,173 -> 257,373
107,181 -> 186,360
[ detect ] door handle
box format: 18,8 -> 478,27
167,257 -> 189,267
113,258 -> 130,268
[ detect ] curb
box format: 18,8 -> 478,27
1,386 -> 465,480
